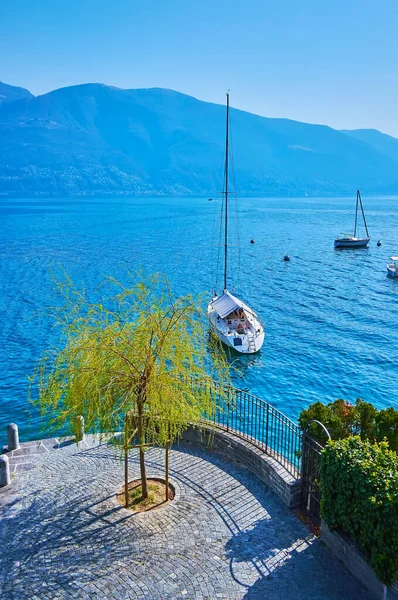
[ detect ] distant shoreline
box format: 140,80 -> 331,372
2,191 -> 398,200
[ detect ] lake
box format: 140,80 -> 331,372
1,195 -> 397,441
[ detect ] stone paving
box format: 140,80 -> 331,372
0,435 -> 373,600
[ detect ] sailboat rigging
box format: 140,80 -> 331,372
334,190 -> 370,248
208,93 -> 265,354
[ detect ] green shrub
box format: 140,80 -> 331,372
354,399 -> 378,440
320,436 -> 398,585
298,399 -> 349,443
376,408 -> 398,453
299,398 -> 398,451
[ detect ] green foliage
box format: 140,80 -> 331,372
320,436 -> 398,585
376,408 -> 398,453
298,399 -> 356,444
355,399 -> 378,440
31,272 -> 232,495
299,398 -> 398,450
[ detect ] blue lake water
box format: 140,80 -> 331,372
1,195 -> 398,441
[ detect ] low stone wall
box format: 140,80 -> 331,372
181,425 -> 301,508
321,520 -> 398,600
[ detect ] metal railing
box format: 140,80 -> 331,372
209,383 -> 302,479
300,432 -> 324,525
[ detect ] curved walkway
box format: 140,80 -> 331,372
0,435 -> 372,600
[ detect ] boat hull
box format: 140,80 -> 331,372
387,266 -> 398,278
207,300 -> 264,354
334,237 -> 370,248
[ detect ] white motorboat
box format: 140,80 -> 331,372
207,93 -> 264,354
334,190 -> 370,248
387,257 -> 398,278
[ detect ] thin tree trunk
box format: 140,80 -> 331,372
139,445 -> 148,499
124,417 -> 129,508
138,394 -> 148,499
124,443 -> 129,508
165,441 -> 169,502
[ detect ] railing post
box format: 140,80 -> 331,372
0,455 -> 11,487
300,430 -> 307,511
265,404 -> 269,452
75,415 -> 85,442
7,423 -> 19,451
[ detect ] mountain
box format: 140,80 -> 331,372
1,82 -> 398,197
342,128 -> 398,165
0,81 -> 33,106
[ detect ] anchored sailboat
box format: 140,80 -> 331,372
208,93 -> 265,354
334,190 -> 370,248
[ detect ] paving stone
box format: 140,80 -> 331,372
0,435 -> 373,600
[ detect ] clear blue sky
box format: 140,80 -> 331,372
2,0 -> 398,134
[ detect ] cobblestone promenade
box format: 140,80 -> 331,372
0,435 -> 372,600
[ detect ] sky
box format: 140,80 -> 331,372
1,0 -> 398,135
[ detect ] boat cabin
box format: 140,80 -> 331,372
211,290 -> 258,336
224,308 -> 247,333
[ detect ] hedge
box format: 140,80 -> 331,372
320,436 -> 398,585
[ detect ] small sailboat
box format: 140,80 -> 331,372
208,93 -> 264,354
387,257 -> 398,278
334,190 -> 370,248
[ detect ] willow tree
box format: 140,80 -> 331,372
33,272 -> 232,503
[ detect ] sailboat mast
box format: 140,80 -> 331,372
354,189 -> 359,238
358,190 -> 369,237
223,92 -> 230,291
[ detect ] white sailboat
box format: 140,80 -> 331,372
208,93 -> 265,354
334,190 -> 370,248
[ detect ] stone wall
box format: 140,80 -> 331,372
180,425 -> 301,509
321,520 -> 398,600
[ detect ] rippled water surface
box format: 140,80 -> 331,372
1,196 -> 397,440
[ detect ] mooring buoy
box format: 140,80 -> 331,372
250,239 -> 255,244
284,255 -> 290,262
377,240 -> 381,247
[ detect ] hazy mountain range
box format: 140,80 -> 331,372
1,80 -> 398,197
0,82 -> 33,106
